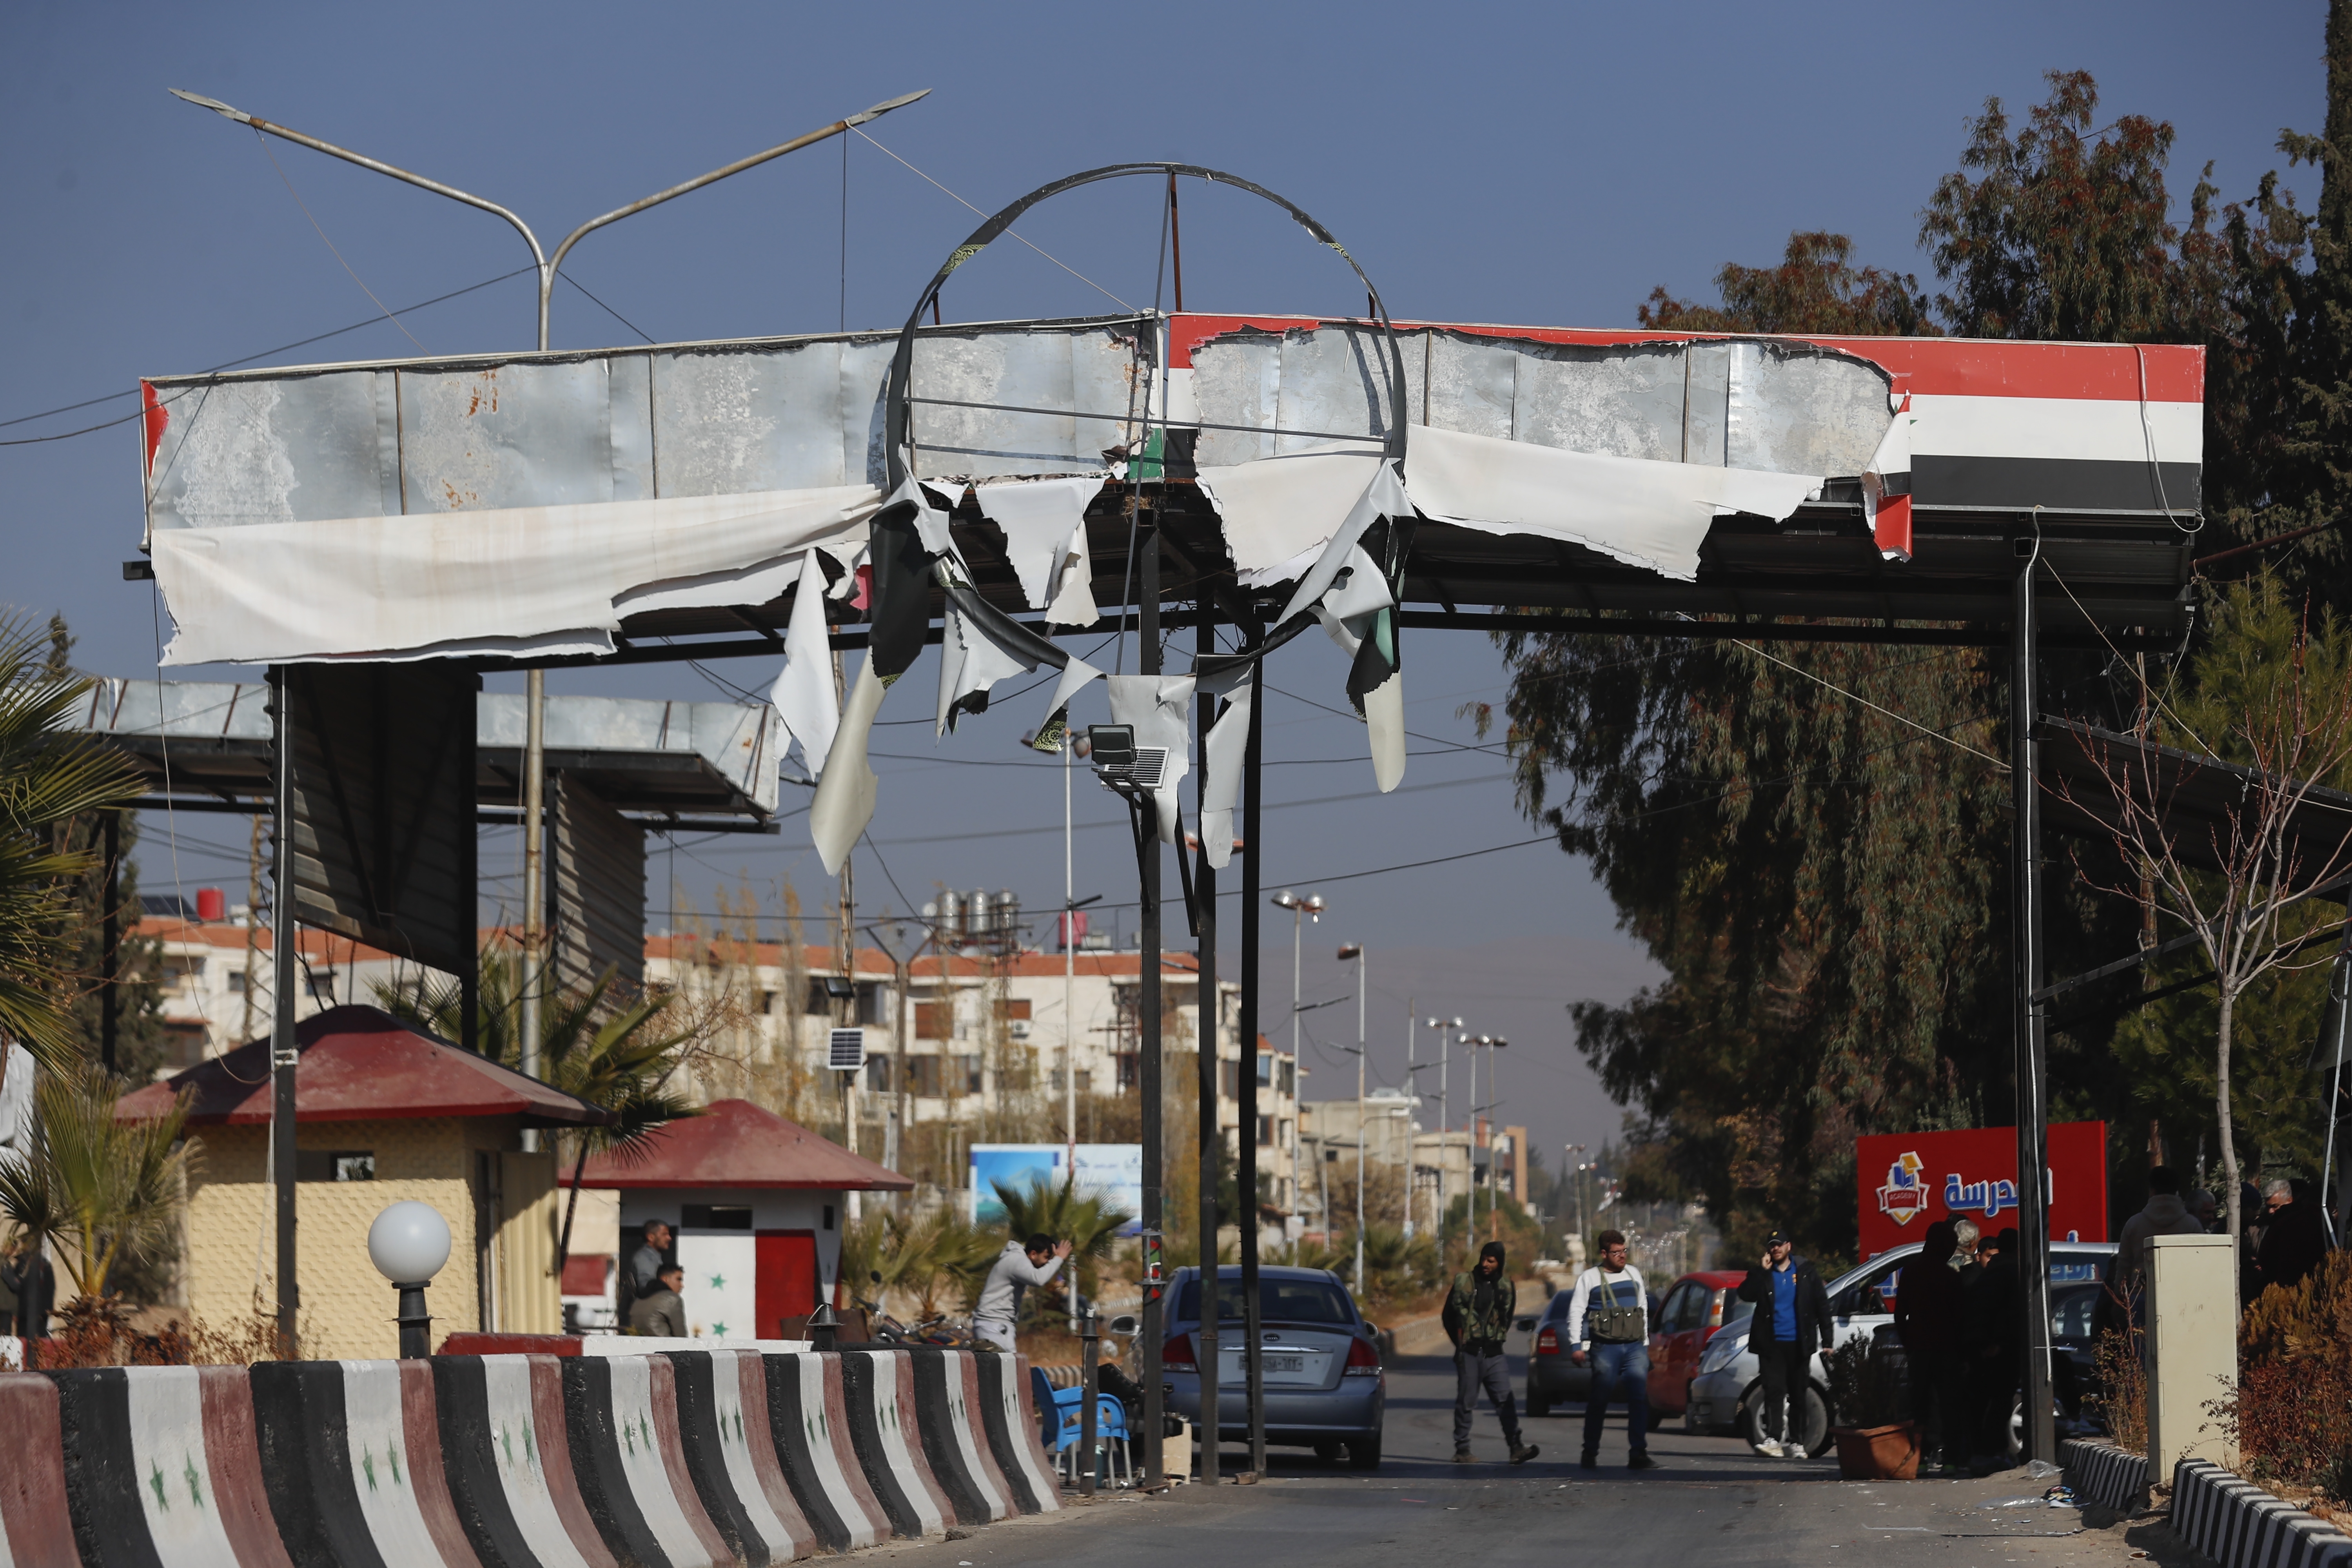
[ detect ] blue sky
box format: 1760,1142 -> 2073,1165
1,0 -> 2324,1171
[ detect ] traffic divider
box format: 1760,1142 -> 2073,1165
836,1351 -> 950,1541
0,1373 -> 81,1568
662,1350 -> 818,1566
48,1363 -> 292,1568
430,1353 -> 616,1568
560,1352 -> 736,1568
971,1353 -> 1058,1516
757,1354 -> 889,1553
902,1348 -> 1008,1525
2172,1457 -> 2352,1568
249,1356 -> 484,1568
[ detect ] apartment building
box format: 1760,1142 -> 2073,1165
143,909 -> 410,1070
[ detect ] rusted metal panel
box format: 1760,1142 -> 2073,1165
551,773 -> 644,994
396,359 -> 615,512
145,370 -> 395,537
281,662 -> 477,977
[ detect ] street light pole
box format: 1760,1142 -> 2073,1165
1272,890 -> 1323,1258
1484,1037 -> 1509,1240
169,83 -> 931,1124
1337,943 -> 1367,1293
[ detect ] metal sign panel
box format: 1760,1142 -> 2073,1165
281,662 -> 476,977
551,773 -> 646,995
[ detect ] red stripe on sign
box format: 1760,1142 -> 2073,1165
399,1359 -> 487,1568
645,1355 -> 737,1568
142,383 -> 167,474
0,1373 -> 84,1568
198,1365 -> 297,1568
1164,314 -> 2205,403
1874,495 -> 1914,562
530,1357 -> 620,1568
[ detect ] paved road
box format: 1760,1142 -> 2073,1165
869,1346 -> 2215,1568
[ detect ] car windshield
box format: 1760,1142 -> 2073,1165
1176,1275 -> 1358,1325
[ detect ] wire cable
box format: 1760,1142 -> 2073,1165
252,128 -> 427,354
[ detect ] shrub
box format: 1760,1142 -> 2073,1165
2219,1251 -> 2352,1504
31,1296 -> 296,1369
1825,1333 -> 1910,1428
2090,1327 -> 2148,1454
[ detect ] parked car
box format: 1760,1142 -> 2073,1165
1682,1240 -> 2116,1457
1525,1269 -> 1748,1420
1160,1265 -> 1387,1468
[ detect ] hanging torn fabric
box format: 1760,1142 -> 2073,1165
1195,443 -> 1387,587
974,475 -> 1105,626
768,555 -> 840,778
148,481 -> 886,666
1035,653 -> 1105,754
806,477 -> 951,873
1863,392 -> 1915,563
936,598 -> 1037,735
1401,423 -> 1820,581
1195,667 -> 1255,870
1105,673 -> 1198,845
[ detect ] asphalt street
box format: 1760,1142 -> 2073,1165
869,1337 -> 2218,1568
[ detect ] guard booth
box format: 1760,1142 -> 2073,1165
131,162 -> 2201,1466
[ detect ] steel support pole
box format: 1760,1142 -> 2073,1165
100,811 -> 119,1073
1240,647 -> 1267,1475
1354,953 -> 1367,1294
519,667 -> 544,1145
2011,552 -> 2056,1464
1137,520 -> 1165,1488
267,666 -> 301,1354
1194,590 -> 1222,1482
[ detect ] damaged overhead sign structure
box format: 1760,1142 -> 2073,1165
134,161 -> 2201,1479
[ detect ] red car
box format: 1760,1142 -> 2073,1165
1644,1270 -> 1752,1423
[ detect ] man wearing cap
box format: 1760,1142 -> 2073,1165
1737,1229 -> 1833,1457
1443,1240 -> 1540,1465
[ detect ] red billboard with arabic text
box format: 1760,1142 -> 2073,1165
1856,1122 -> 2107,1260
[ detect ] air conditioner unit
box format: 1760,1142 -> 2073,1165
828,1028 -> 866,1073
1008,1020 -> 1032,1041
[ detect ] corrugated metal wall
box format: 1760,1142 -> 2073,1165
552,772 -> 646,994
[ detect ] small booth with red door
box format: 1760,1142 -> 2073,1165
566,1097 -> 911,1341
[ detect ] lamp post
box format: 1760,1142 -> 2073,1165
1336,942 -> 1367,1294
1483,1036 -> 1509,1239
169,83 -> 932,1143
1563,1143 -> 1587,1257
368,1200 -> 452,1359
1271,890 -> 1324,1249
1423,1016 -> 1463,1254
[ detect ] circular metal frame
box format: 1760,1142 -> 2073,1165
883,162 -> 1408,489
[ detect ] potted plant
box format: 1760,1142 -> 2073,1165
1825,1331 -> 1921,1479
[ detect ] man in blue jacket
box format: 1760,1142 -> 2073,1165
1737,1229 -> 1833,1457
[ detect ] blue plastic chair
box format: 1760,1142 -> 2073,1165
1033,1370 -> 1131,1487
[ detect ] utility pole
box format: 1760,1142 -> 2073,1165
1337,943 -> 1367,1293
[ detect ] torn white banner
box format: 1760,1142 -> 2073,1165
936,600 -> 1039,735
1034,655 -> 1105,752
1195,443 -> 1387,586
1195,668 -> 1255,869
809,656 -> 887,875
149,482 -> 886,666
1402,423 -> 1819,581
1105,673 -> 1197,845
768,557 -> 839,778
975,475 -> 1105,626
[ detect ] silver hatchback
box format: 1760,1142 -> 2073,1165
1160,1265 -> 1387,1468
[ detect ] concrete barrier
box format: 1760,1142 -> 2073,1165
2058,1436 -> 2149,1514
560,1352 -> 736,1568
903,1350 -> 1008,1526
49,1363 -> 294,1568
662,1351 -> 818,1566
970,1354 -> 1058,1516
430,1354 -> 617,1568
757,1354 -> 889,1553
0,1374 -> 81,1568
248,1357 -> 483,1568
836,1351 -> 950,1542
2172,1457 -> 2352,1568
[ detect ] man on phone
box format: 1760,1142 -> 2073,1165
1738,1229 -> 1832,1457
1564,1229 -> 1656,1471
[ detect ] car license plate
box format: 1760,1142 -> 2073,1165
1266,1354 -> 1303,1373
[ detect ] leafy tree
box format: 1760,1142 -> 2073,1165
1641,231 -> 1937,336
0,1063 -> 191,1302
0,610 -> 144,1075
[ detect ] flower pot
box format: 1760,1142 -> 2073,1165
1830,1422 -> 1921,1480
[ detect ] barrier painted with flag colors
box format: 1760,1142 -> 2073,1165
0,1348 -> 1053,1568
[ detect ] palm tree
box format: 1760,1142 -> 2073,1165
376,949 -> 700,1274
0,612 -> 143,1075
989,1173 -> 1135,1321
842,1207 -> 999,1320
0,1062 -> 192,1302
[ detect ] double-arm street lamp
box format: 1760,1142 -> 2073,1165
1336,942 -> 1368,1293
1421,1016 -> 1464,1249
1271,889 -> 1325,1232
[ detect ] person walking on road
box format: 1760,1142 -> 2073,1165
1737,1229 -> 1832,1457
1444,1240 -> 1540,1465
1894,1218 -> 1967,1474
1564,1229 -> 1655,1471
973,1232 -> 1071,1353
629,1263 -> 687,1338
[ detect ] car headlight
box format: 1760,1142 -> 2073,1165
1698,1330 -> 1747,1376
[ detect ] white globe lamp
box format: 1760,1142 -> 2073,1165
368,1200 -> 451,1357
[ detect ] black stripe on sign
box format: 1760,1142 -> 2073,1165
429,1357 -> 544,1568
837,1352 -> 920,1540
45,1368 -> 159,1568
903,1348 -> 990,1527
248,1360 -> 391,1568
1913,454 -> 2201,513
557,1357 -> 666,1568
662,1352 -> 771,1568
970,1356 -> 1042,1514
756,1354 -> 852,1553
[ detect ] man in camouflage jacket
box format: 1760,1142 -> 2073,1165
1441,1241 -> 1538,1464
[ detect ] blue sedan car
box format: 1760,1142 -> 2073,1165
1160,1265 -> 1387,1468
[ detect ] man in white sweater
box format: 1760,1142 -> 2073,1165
973,1232 -> 1072,1352
1565,1229 -> 1657,1470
